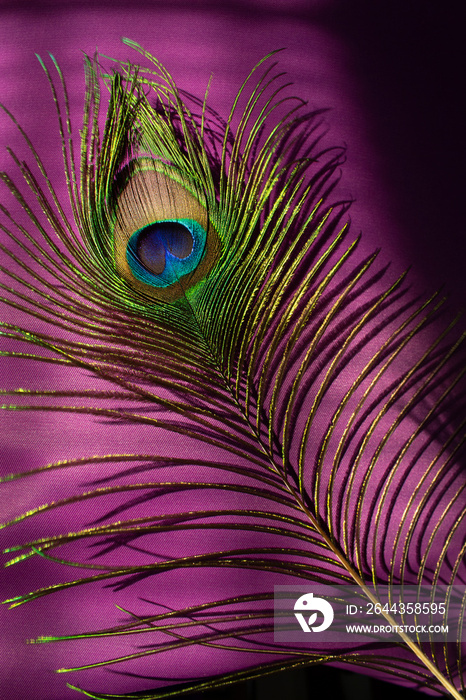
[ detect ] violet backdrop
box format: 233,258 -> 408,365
0,2 -> 465,699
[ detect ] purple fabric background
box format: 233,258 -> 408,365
0,2 -> 464,699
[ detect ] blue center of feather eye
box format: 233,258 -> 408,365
126,219 -> 207,288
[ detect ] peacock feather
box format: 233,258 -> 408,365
1,40 -> 465,699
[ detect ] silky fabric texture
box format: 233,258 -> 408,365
0,3 -> 464,700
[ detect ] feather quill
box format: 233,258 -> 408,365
0,41 -> 465,699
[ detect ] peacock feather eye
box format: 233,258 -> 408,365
113,163 -> 220,302
126,218 -> 207,286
